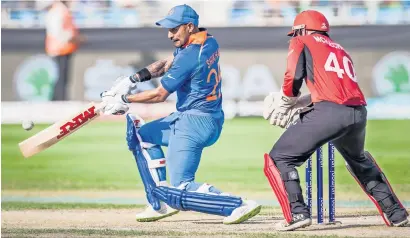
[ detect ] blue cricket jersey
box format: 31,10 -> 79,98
161,28 -> 222,114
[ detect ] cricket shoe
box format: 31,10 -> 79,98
275,214 -> 312,231
136,202 -> 179,222
223,199 -> 262,224
390,210 -> 409,227
393,217 -> 409,227
385,204 -> 409,227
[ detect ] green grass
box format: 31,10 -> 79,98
1,201 -> 143,210
2,118 -> 410,198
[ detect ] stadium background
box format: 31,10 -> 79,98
1,1 -> 410,237
2,0 -> 410,122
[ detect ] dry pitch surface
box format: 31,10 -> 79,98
2,208 -> 410,238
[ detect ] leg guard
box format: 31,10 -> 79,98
264,153 -> 292,223
346,151 -> 408,226
182,181 -> 223,195
126,113 -> 166,210
152,184 -> 243,217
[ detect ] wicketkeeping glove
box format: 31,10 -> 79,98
263,91 -> 311,129
263,90 -> 300,127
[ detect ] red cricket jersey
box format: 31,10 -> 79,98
282,34 -> 366,106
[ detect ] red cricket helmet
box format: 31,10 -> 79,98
287,10 -> 329,36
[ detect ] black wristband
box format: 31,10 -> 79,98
131,68 -> 151,83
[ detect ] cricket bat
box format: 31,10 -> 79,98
18,102 -> 106,158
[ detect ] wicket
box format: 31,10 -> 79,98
305,142 -> 337,224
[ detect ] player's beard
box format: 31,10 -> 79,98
173,39 -> 182,48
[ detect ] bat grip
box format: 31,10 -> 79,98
96,101 -> 108,113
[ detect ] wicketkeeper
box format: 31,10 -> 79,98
100,4 -> 261,224
263,10 -> 409,231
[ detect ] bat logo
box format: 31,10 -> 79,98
57,106 -> 98,139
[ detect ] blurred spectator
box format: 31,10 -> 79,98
42,0 -> 86,101
263,0 -> 283,19
261,0 -> 299,25
379,0 -> 403,8
1,0 -> 409,28
231,0 -> 253,18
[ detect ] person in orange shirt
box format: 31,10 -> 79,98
42,0 -> 85,100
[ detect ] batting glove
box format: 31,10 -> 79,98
109,75 -> 137,95
100,91 -> 130,115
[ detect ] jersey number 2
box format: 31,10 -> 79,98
206,64 -> 221,101
324,52 -> 357,82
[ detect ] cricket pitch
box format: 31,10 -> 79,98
2,207 -> 410,238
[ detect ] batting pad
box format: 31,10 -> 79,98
153,186 -> 243,216
126,113 -> 164,210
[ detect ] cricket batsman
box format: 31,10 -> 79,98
100,4 -> 261,224
263,10 -> 409,231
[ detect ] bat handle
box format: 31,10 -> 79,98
95,101 -> 108,113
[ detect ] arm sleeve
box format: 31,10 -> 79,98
161,48 -> 198,94
282,38 -> 306,97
